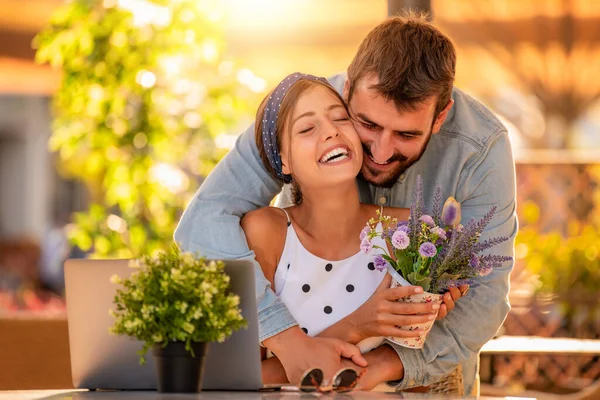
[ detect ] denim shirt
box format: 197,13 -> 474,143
174,73 -> 518,394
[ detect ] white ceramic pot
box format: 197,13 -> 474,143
385,263 -> 442,349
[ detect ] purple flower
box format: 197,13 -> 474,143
418,215 -> 435,227
469,254 -> 480,269
373,255 -> 388,271
396,225 -> 410,233
430,226 -> 447,241
359,225 -> 370,240
391,230 -> 410,250
397,220 -> 409,228
441,197 -> 461,227
360,237 -> 373,254
419,242 -> 437,258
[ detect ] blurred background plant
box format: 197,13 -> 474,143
33,0 -> 258,258
515,200 -> 600,336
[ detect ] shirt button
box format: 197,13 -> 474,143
379,196 -> 387,205
400,173 -> 407,181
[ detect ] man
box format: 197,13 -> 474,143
175,11 -> 517,395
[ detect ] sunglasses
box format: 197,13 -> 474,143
291,367 -> 365,394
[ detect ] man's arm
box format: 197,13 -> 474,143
387,130 -> 518,390
174,123 -> 298,341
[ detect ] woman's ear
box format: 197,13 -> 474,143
281,149 -> 292,175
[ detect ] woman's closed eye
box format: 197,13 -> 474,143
298,126 -> 314,134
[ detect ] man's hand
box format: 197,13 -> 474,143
262,326 -> 367,385
436,285 -> 469,320
336,274 -> 439,343
339,344 -> 404,391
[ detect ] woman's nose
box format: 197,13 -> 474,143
323,119 -> 340,141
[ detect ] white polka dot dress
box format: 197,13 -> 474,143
273,209 -> 387,338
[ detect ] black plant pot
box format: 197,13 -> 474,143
152,342 -> 207,393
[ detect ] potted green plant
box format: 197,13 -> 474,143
109,246 -> 246,393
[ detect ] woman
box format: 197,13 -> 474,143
241,73 -> 442,385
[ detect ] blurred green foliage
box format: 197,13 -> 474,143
34,0 -> 257,258
516,201 -> 600,325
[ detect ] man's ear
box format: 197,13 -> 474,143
343,78 -> 350,102
432,98 -> 454,134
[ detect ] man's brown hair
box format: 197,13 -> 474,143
347,10 -> 456,118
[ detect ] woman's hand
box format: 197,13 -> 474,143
436,285 -> 469,320
320,274 -> 439,344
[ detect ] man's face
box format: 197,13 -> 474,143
344,75 -> 451,187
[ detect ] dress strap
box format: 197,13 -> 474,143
280,208 -> 292,227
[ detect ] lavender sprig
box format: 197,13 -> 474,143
408,175 -> 424,245
472,236 -> 510,253
431,186 -> 442,226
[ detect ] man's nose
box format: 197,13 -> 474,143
369,130 -> 394,162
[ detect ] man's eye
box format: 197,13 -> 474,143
399,133 -> 416,140
361,122 -> 378,130
334,117 -> 350,122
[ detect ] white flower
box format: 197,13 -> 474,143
182,252 -> 195,265
207,260 -> 218,272
193,308 -> 203,320
183,322 -> 195,334
131,289 -> 142,301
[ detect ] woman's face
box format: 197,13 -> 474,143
280,84 -> 363,190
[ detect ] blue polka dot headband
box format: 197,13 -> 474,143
262,72 -> 330,183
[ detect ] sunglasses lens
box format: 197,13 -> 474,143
333,368 -> 358,391
299,368 -> 324,392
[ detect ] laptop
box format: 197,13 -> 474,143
64,258 -> 263,391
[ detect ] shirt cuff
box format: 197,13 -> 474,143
383,339 -> 426,390
258,301 -> 299,343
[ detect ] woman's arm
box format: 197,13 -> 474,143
240,207 -> 286,382
240,207 -> 287,294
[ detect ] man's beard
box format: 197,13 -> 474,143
358,132 -> 432,188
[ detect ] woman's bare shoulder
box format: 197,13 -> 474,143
241,207 -> 289,233
240,207 -> 288,270
240,207 -> 287,239
241,207 -> 289,285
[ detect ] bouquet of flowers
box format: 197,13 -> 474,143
361,176 -> 512,294
358,176 -> 512,349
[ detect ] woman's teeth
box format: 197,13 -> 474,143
320,147 -> 349,163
